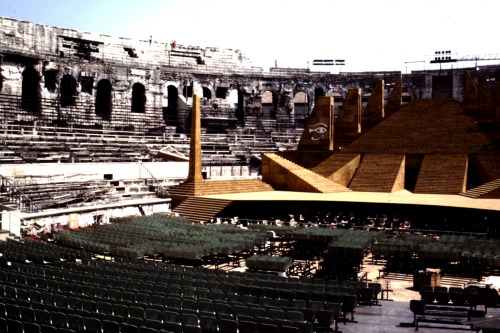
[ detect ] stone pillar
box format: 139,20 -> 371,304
187,94 -> 203,182
297,96 -> 334,151
9,213 -> 20,236
1,210 -> 8,230
362,79 -> 384,132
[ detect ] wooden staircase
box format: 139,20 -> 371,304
413,154 -> 468,194
263,153 -> 350,193
171,197 -> 232,223
167,178 -> 274,197
459,178 -> 500,198
348,154 -> 405,192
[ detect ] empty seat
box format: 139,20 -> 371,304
199,315 -> 218,333
120,322 -> 139,333
239,320 -> 258,333
50,311 -> 67,329
129,306 -> 145,319
218,317 -> 238,333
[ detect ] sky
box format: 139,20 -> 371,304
1,0 -> 499,73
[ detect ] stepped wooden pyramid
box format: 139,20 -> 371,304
271,83 -> 500,197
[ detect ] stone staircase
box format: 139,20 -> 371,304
262,153 -> 350,193
413,154 -> 468,194
171,197 -> 232,223
459,178 -> 500,198
348,154 -> 405,192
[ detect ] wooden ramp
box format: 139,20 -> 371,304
414,154 -> 468,194
263,153 -> 350,193
171,197 -> 232,223
459,178 -> 500,199
348,154 -> 405,192
312,153 -> 361,187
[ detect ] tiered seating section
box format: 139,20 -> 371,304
0,123 -> 297,165
0,174 -> 162,213
0,236 -> 387,333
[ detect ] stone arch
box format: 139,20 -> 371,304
202,86 -> 212,99
261,90 -> 273,117
60,74 -> 78,107
215,86 -> 228,98
43,69 -> 57,93
293,91 -> 309,119
131,82 -> 146,113
95,79 -> 112,120
163,84 -> 178,126
21,65 -> 41,114
235,87 -> 245,124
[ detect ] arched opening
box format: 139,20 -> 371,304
80,76 -> 94,94
43,69 -> 57,93
163,85 -> 178,126
293,91 -> 309,121
215,87 -> 227,98
202,87 -> 212,100
314,87 -> 325,104
95,79 -> 112,120
131,82 -> 146,113
236,87 -> 245,125
261,90 -> 273,118
21,65 -> 41,114
60,74 -> 77,107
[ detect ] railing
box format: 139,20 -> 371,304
0,175 -> 42,213
140,163 -> 170,198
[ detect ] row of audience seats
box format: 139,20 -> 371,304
0,238 -> 381,332
419,285 -> 499,311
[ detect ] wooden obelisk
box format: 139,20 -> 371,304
187,94 -> 203,182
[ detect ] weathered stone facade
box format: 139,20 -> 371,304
1,16 -> 499,139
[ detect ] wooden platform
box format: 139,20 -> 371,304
201,189 -> 500,212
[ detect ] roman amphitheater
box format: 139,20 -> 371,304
0,16 -> 499,333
